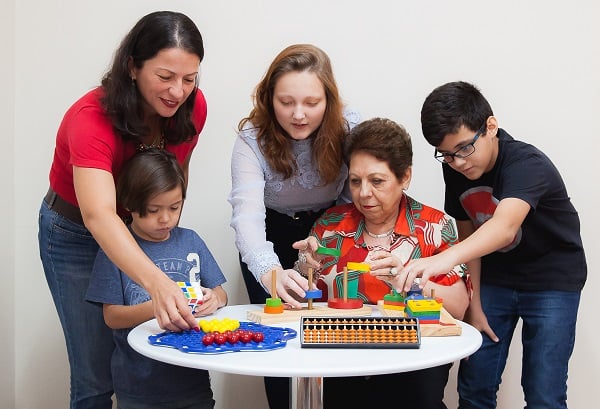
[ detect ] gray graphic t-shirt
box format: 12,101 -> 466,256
86,226 -> 226,403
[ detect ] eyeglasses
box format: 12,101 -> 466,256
434,124 -> 486,164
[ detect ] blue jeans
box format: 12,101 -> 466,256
458,284 -> 580,409
117,393 -> 215,409
38,201 -> 114,409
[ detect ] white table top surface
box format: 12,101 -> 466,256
128,304 -> 482,378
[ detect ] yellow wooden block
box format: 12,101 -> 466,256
407,299 -> 442,312
382,304 -> 405,311
346,262 -> 370,272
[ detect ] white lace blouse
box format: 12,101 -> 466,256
228,108 -> 360,282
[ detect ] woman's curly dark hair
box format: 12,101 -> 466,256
101,11 -> 204,145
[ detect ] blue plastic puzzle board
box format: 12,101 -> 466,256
148,321 -> 297,354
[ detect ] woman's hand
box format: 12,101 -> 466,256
146,275 -> 199,331
367,249 -> 412,291
259,267 -> 309,309
292,237 -> 323,272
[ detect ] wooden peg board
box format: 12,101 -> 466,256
377,300 -> 462,336
247,305 -> 373,325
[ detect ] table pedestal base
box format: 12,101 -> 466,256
292,377 -> 323,409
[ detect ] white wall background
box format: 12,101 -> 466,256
4,1 -> 598,408
2,1 -> 16,408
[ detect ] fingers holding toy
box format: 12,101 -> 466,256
260,267 -> 308,309
280,268 -> 310,303
293,236 -> 320,253
293,237 -> 342,279
367,251 -> 413,292
400,252 -> 458,291
293,237 -> 323,271
367,250 -> 400,277
192,287 -> 224,317
153,278 -> 197,332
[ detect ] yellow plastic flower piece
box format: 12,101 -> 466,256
198,318 -> 240,333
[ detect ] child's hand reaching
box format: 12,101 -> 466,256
192,286 -> 227,317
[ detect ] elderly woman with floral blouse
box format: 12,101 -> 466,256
295,117 -> 471,409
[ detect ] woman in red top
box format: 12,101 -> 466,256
38,11 -> 206,409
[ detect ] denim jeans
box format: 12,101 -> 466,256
458,284 -> 580,409
38,201 -> 114,409
117,393 -> 214,409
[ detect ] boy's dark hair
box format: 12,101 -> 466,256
101,11 -> 204,145
117,149 -> 186,217
421,81 -> 494,146
345,117 -> 412,181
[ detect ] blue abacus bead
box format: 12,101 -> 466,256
305,289 -> 322,299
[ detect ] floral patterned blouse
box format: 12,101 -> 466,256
309,194 -> 471,303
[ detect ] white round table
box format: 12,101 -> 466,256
129,304 -> 482,408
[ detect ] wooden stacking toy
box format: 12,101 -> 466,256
264,269 -> 284,314
327,265 -> 365,309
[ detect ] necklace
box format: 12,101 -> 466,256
364,227 -> 394,239
137,135 -> 165,152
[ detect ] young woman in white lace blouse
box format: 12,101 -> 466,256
228,43 -> 359,408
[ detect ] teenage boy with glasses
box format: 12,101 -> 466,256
399,81 -> 586,409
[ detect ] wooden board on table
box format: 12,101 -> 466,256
247,305 -> 373,325
377,300 -> 462,336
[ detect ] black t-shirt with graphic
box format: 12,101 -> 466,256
443,129 -> 586,291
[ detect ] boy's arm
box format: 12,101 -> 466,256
103,301 -> 154,330
452,197 -> 530,263
457,220 -> 499,342
398,197 -> 530,291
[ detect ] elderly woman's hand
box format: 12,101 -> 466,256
367,249 -> 412,291
292,237 -> 323,273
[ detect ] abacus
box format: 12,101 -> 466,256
301,316 -> 421,349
